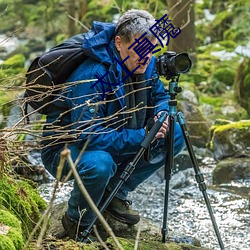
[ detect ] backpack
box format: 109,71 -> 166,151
24,34 -> 86,115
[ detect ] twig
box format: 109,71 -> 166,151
93,225 -> 110,250
134,220 -> 142,250
180,5 -> 191,30
68,14 -> 90,31
61,148 -> 124,250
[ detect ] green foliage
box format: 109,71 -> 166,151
0,54 -> 26,85
1,54 -> 25,69
199,95 -> 224,107
213,67 -> 235,86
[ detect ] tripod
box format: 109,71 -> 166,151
82,77 -> 225,250
162,77 -> 225,249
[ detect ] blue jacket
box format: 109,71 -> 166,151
44,21 -> 170,156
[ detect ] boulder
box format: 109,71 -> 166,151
213,157 -> 250,184
43,202 -> 211,250
209,120 -> 250,160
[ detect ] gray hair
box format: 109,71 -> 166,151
115,9 -> 156,43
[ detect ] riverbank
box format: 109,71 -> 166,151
38,155 -> 250,250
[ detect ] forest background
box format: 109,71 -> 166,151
0,0 -> 250,126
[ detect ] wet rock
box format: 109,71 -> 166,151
213,157 -> 250,184
181,89 -> 199,105
170,169 -> 193,189
209,120 -> 250,160
12,150 -> 51,183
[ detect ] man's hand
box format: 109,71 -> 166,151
154,111 -> 169,139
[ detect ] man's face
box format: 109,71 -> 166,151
115,35 -> 157,75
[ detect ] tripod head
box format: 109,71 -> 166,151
168,76 -> 182,100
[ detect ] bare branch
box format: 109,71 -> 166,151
171,0 -> 192,23
68,14 -> 90,32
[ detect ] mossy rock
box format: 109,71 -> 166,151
107,237 -> 210,250
0,175 -> 47,239
209,120 -> 250,160
0,209 -> 24,250
213,157 -> 250,184
45,202 -> 211,250
213,67 -> 235,86
199,92 -> 249,122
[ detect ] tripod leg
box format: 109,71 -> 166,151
162,114 -> 175,243
81,112 -> 168,240
177,112 -> 225,250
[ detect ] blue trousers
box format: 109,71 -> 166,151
41,123 -> 185,226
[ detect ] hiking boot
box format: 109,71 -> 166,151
61,213 -> 97,243
105,196 -> 140,225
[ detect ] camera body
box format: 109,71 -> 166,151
156,51 -> 192,80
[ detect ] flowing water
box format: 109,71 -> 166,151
38,156 -> 250,250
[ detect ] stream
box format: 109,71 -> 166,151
38,155 -> 250,250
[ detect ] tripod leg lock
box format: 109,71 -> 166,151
120,162 -> 135,182
195,172 -> 207,192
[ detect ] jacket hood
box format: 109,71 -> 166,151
82,21 -> 116,65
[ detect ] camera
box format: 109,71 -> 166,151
156,51 -> 192,79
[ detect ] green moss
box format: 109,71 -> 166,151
0,209 -> 24,249
7,228 -> 24,249
0,209 -> 21,229
106,237 -> 208,250
0,175 -> 46,239
213,120 -> 250,133
0,235 -> 16,250
199,95 -> 224,107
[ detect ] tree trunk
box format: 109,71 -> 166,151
78,0 -> 88,20
67,0 -> 77,36
167,0 -> 196,62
